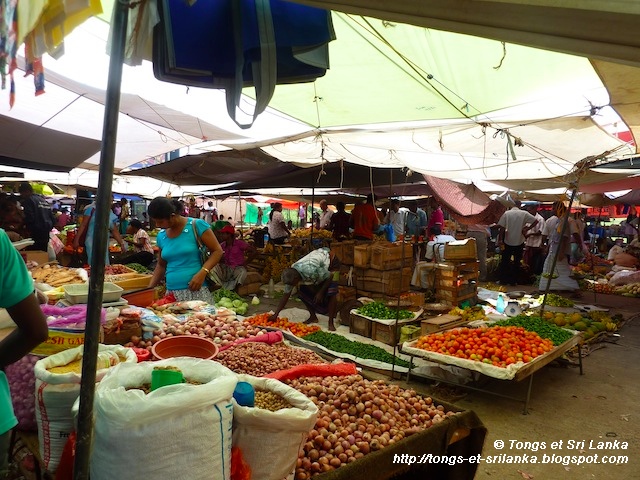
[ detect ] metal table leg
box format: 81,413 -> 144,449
523,373 -> 534,415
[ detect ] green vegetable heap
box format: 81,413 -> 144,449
542,293 -> 574,307
126,263 -> 151,274
495,315 -> 574,346
356,302 -> 414,320
213,288 -> 244,303
303,331 -> 411,368
213,288 -> 249,315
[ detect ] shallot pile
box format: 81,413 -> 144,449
286,374 -> 457,479
124,310 -> 268,351
215,342 -> 326,376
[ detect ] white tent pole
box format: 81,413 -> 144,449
73,2 -> 129,478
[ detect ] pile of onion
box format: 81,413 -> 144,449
215,342 -> 326,376
286,374 -> 457,478
124,311 -> 268,352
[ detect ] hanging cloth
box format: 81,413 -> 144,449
152,0 -> 335,128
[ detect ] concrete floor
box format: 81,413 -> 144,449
252,286 -> 640,480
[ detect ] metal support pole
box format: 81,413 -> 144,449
73,2 -> 129,479
540,188 -> 578,315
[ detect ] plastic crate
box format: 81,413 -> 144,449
63,282 -> 123,304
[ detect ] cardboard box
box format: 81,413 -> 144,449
22,250 -> 50,264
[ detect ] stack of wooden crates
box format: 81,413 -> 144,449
436,238 -> 479,306
349,241 -> 415,343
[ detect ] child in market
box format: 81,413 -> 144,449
0,229 -> 49,477
121,219 -> 155,267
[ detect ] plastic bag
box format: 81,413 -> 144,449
265,362 -> 358,381
383,223 -> 396,242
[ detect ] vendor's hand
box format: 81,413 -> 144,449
313,291 -> 324,304
188,269 -> 207,291
267,314 -> 278,322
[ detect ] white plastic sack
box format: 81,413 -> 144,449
34,344 -> 136,473
89,358 -> 237,480
233,374 -> 318,480
609,269 -> 640,286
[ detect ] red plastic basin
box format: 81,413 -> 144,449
151,335 -> 219,360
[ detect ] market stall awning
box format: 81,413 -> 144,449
424,175 -> 506,225
233,116 -> 632,182
121,149 -> 295,186
0,116 -> 101,172
292,1 -> 640,67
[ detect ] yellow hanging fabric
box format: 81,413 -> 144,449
22,0 -> 103,58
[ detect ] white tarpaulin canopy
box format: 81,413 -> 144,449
1,2 -> 638,189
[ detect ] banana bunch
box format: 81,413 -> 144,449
448,305 -> 486,322
614,283 -> 640,297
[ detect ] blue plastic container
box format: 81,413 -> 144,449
233,381 -> 255,407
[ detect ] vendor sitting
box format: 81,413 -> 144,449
612,239 -> 640,269
212,224 -> 257,291
120,219 -> 155,267
268,247 -> 341,331
425,225 -> 456,262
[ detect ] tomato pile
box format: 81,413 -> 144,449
245,312 -> 321,337
415,326 -> 554,367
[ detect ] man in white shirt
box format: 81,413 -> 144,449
497,201 -> 538,285
523,203 -> 546,275
425,225 -> 456,261
384,198 -> 406,237
318,200 -> 334,230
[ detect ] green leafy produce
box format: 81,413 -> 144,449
303,331 -> 411,367
213,288 -> 244,303
495,315 -> 574,346
126,263 -> 150,274
542,293 -> 574,307
356,302 -> 414,320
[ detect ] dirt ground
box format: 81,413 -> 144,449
254,286 -> 640,480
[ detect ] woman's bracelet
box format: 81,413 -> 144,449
201,266 -> 210,274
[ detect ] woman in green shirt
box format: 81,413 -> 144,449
0,229 -> 48,476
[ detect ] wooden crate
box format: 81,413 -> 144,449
337,285 -> 357,304
236,282 -> 262,296
354,244 -> 371,268
371,321 -> 399,346
369,242 -> 413,270
421,314 -> 465,335
436,284 -> 478,306
436,261 -> 480,278
349,312 -> 372,338
342,241 -> 355,265
401,291 -> 425,308
332,241 -> 356,265
338,265 -> 356,286
355,267 -> 412,296
444,238 -> 477,261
